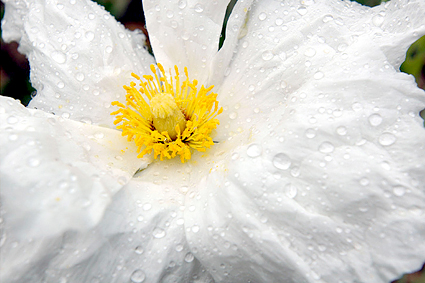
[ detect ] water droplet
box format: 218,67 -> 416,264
378,133 -> 396,146
297,6 -> 307,15
191,225 -> 200,233
380,161 -> 391,170
258,12 -> 267,21
105,46 -> 113,53
7,116 -> 18,124
247,144 -> 262,158
229,112 -> 237,119
304,48 -> 316,57
176,244 -> 184,252
166,10 -> 174,18
27,157 -> 40,167
319,142 -> 334,153
314,71 -> 324,80
393,186 -> 405,197
178,0 -> 186,9
75,72 -> 85,82
336,126 -> 347,136
368,114 -> 382,126
88,13 -> 95,20
261,50 -> 274,61
57,81 -> 65,89
51,51 -> 66,64
284,183 -> 297,198
85,31 -> 95,41
322,15 -> 333,22
152,227 -> 166,239
130,269 -> 145,283
143,203 -> 152,211
184,252 -> 194,262
194,3 -> 203,13
305,128 -> 316,138
359,178 -> 369,186
135,246 -> 144,254
372,14 -> 384,27
272,153 -> 291,170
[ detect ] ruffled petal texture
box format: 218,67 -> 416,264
184,0 -> 425,282
0,96 -> 145,238
1,0 -> 155,127
1,178 -> 214,283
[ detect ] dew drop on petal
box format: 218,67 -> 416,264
273,153 -> 291,170
305,128 -> 316,138
194,3 -> 203,13
314,71 -> 324,80
284,183 -> 297,198
135,246 -> 144,254
85,31 -> 95,41
130,269 -> 146,283
393,186 -> 406,197
297,6 -> 307,15
323,14 -> 333,22
304,48 -> 316,57
262,50 -> 274,61
105,46 -> 113,53
247,144 -> 262,158
75,73 -> 85,82
178,0 -> 186,9
27,157 -> 40,167
336,126 -> 347,136
152,227 -> 166,239
379,133 -> 396,146
368,114 -> 382,126
258,12 -> 267,21
57,81 -> 65,89
319,142 -> 334,153
51,51 -> 66,64
372,14 -> 384,27
184,252 -> 194,262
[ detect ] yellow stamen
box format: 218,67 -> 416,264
111,64 -> 222,163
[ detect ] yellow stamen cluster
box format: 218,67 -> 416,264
111,64 -> 223,163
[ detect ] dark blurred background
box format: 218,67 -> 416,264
0,0 -> 424,282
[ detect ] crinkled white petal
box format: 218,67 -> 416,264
0,96 -> 147,238
183,0 -> 425,282
143,0 -> 230,84
1,0 -> 155,127
1,178 -> 213,283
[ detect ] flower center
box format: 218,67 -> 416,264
111,64 -> 222,163
149,93 -> 187,140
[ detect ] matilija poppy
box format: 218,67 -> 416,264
0,0 -> 424,282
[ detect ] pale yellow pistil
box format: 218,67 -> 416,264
150,93 -> 187,140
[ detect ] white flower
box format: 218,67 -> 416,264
1,0 -> 425,282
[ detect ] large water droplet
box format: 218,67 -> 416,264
378,133 -> 396,146
152,227 -> 166,239
130,269 -> 146,283
194,3 -> 204,13
319,142 -> 334,153
184,252 -> 194,262
262,50 -> 274,61
372,14 -> 384,27
135,246 -> 144,254
368,114 -> 382,126
297,6 -> 307,15
178,0 -> 186,9
247,144 -> 262,158
393,186 -> 406,197
273,153 -> 291,170
258,12 -> 267,21
75,72 -> 85,82
314,71 -> 324,80
304,48 -> 316,57
285,183 -> 297,198
51,51 -> 66,64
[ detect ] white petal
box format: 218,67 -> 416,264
1,178 -> 213,283
0,96 -> 146,238
143,0 -> 230,84
184,0 -> 425,282
1,0 -> 155,127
